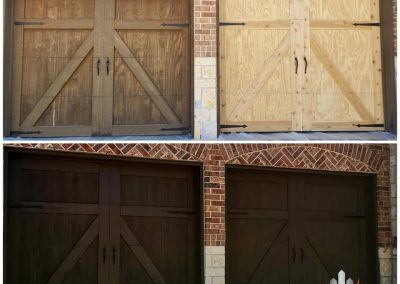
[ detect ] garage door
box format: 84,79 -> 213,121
219,0 -> 384,132
5,151 -> 201,283
226,168 -> 377,284
10,0 -> 191,137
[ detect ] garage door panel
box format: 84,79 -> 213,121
19,168 -> 99,204
115,0 -> 189,21
220,0 -> 291,21
227,219 -> 289,284
120,175 -> 190,208
24,0 -> 95,19
309,0 -> 374,21
8,212 -> 98,284
301,220 -> 365,283
307,29 -> 383,128
122,216 -> 190,283
230,180 -> 288,210
221,29 -> 294,125
36,53 -> 93,126
120,237 -> 154,284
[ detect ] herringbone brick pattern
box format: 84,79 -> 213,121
7,143 -> 391,246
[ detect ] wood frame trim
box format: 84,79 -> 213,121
216,0 -> 397,135
380,0 -> 397,133
225,165 -> 379,283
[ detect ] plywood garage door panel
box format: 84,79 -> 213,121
219,0 -> 385,132
219,0 -> 296,132
11,0 -> 95,137
6,152 -> 201,283
226,168 -> 377,284
305,0 -> 384,131
113,0 -> 191,134
10,0 -> 191,137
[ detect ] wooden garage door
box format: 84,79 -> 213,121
220,0 -> 384,132
226,168 -> 377,284
6,152 -> 201,283
10,0 -> 191,137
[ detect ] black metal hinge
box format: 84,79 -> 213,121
161,23 -> 189,27
220,124 -> 248,129
160,127 -> 189,132
344,215 -> 366,219
354,123 -> 384,128
353,22 -> 380,27
14,21 -> 45,26
219,22 -> 246,26
10,131 -> 42,136
9,204 -> 44,209
167,210 -> 195,215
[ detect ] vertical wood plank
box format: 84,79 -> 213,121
109,165 -> 120,283
98,165 -> 110,284
92,0 -> 110,136
11,0 -> 25,130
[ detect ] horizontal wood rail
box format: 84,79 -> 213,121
8,202 -> 99,215
14,18 -> 94,29
115,19 -> 190,30
220,20 -> 290,29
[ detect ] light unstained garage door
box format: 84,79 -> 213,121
220,0 -> 384,132
10,0 -> 191,137
226,168 -> 377,284
6,151 -> 201,284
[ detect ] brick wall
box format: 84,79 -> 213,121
194,0 -> 217,58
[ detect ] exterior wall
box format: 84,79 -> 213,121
393,0 -> 397,54
390,145 -> 397,284
7,143 -> 394,283
194,0 -> 218,139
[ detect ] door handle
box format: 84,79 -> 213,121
304,57 -> 308,74
97,58 -> 101,76
292,247 -> 296,263
113,246 -> 116,264
295,57 -> 298,74
103,246 -> 106,264
301,247 -> 304,263
106,58 -> 110,75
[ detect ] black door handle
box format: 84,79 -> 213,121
292,247 -> 296,263
106,58 -> 110,75
113,247 -> 116,264
97,59 -> 101,76
304,57 -> 308,74
103,246 -> 106,264
295,57 -> 299,74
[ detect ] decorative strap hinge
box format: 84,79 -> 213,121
353,22 -> 380,27
344,215 -> 366,219
220,124 -> 248,129
161,23 -> 189,27
219,22 -> 246,26
14,21 -> 45,26
354,123 -> 384,128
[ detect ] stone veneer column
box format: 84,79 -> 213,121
380,145 -> 397,284
194,0 -> 218,139
205,247 -> 225,284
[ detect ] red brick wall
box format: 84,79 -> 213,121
7,144 -> 392,247
194,0 -> 217,57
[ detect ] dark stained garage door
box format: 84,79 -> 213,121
5,150 -> 202,284
226,168 -> 377,284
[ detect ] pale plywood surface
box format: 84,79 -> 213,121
220,0 -> 385,132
